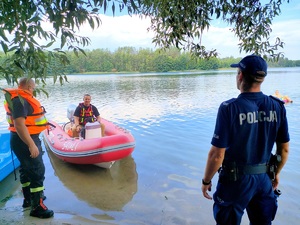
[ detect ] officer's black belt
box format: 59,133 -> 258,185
238,164 -> 268,175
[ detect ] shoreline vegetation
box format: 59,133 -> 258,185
0,68 -> 298,81
63,67 -> 299,76
1,47 -> 300,76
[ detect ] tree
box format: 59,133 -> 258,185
140,0 -> 290,59
0,0 -> 103,87
152,50 -> 174,72
135,48 -> 154,72
0,0 -> 291,86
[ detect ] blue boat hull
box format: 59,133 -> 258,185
0,131 -> 20,182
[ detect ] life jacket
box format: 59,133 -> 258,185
3,88 -> 49,134
78,103 -> 96,126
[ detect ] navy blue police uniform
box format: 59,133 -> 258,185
211,92 -> 290,225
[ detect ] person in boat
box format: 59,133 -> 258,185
273,90 -> 293,103
201,55 -> 290,224
3,77 -> 54,218
72,94 -> 105,137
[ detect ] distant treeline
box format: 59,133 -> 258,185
1,47 -> 300,74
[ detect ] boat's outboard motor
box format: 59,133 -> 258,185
64,104 -> 77,136
67,104 -> 77,123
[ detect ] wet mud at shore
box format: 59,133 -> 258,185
0,144 -> 138,225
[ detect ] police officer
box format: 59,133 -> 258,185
201,55 -> 290,225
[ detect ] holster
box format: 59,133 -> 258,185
218,162 -> 239,183
267,154 -> 281,180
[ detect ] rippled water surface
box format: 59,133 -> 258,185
0,68 -> 299,224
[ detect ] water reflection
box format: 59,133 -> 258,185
46,147 -> 138,211
36,73 -> 237,126
0,73 -> 235,129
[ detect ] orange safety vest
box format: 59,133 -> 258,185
3,88 -> 49,134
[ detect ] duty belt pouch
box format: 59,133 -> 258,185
267,154 -> 281,180
219,162 -> 239,183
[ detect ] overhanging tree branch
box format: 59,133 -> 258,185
0,0 -> 291,87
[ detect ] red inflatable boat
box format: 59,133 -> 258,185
43,119 -> 135,168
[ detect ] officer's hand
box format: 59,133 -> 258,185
29,144 -> 39,158
202,183 -> 213,200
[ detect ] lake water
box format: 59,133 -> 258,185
0,68 -> 299,225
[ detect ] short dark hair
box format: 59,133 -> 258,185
232,55 -> 267,91
241,71 -> 262,91
83,94 -> 91,98
19,77 -> 34,88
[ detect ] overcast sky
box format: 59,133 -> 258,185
70,1 -> 300,60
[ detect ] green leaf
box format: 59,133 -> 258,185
1,41 -> 8,53
104,0 -> 107,13
0,28 -> 9,42
112,2 -> 115,16
61,35 -> 66,49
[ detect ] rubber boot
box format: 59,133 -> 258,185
30,191 -> 54,218
22,187 -> 31,208
22,188 -> 46,208
41,190 -> 47,201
